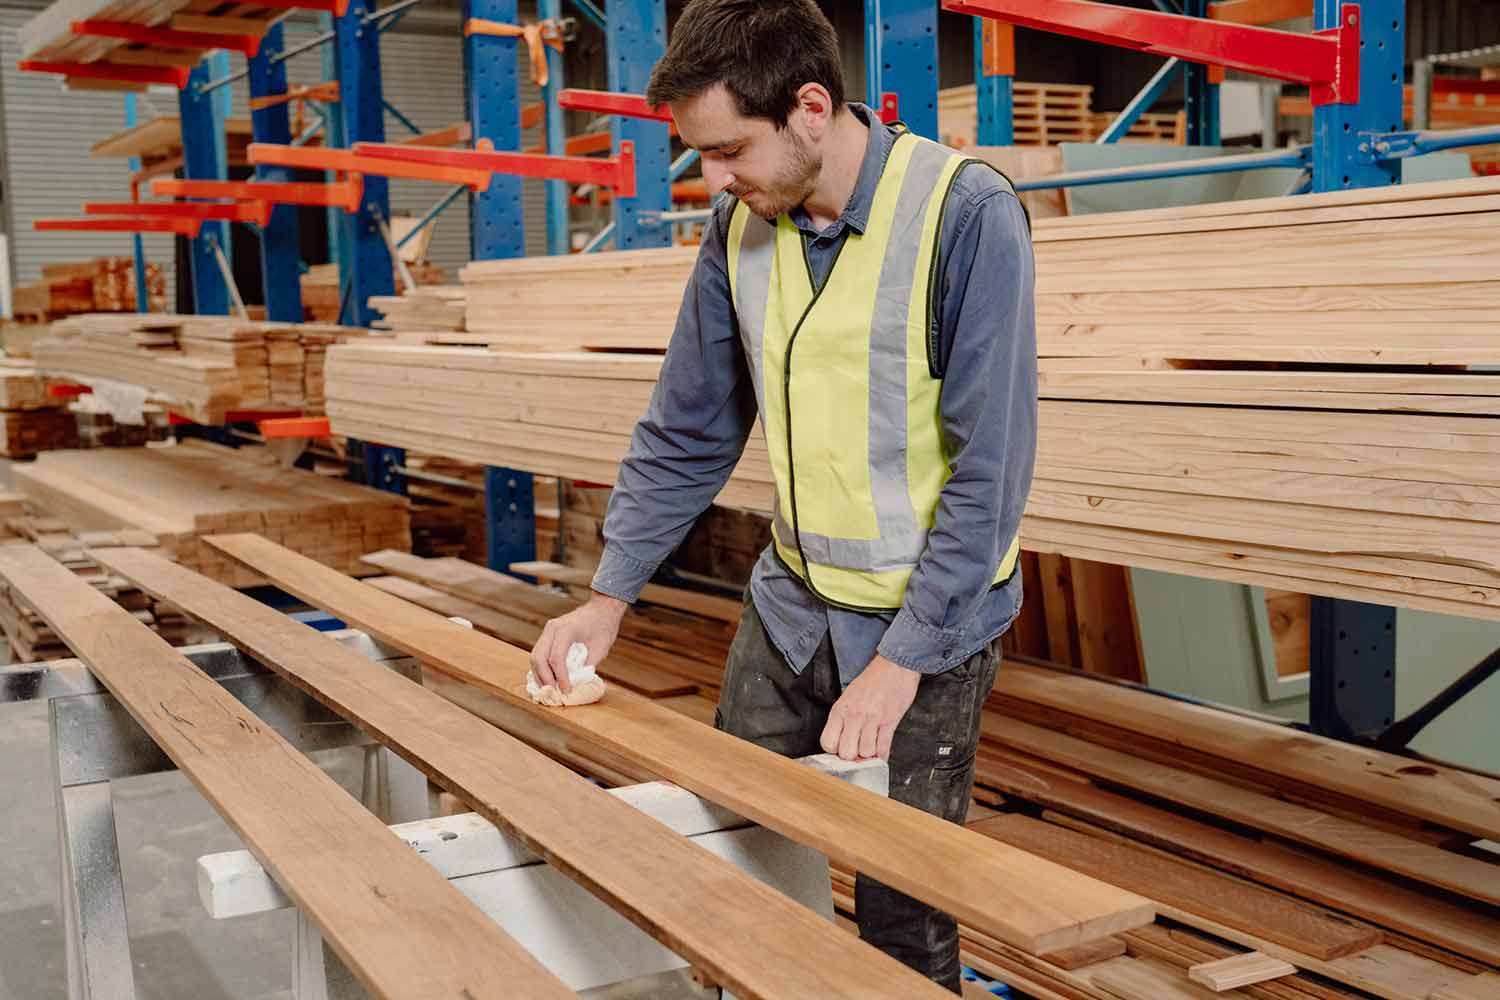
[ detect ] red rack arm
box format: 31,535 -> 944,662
247,143 -> 493,190
69,19 -> 260,57
942,0 -> 1359,105
558,88 -> 673,121
240,0 -> 350,16
35,217 -> 203,236
151,177 -> 364,213
85,200 -> 274,227
18,59 -> 191,89
352,139 -> 638,197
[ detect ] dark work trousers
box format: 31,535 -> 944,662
713,593 -> 1003,995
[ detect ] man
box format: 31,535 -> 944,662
529,0 -> 1036,991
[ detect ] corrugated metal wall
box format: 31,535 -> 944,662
1,1 -> 542,304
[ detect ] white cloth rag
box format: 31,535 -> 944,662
526,642 -> 606,707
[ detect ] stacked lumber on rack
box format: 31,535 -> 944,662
11,258 -> 165,322
299,262 -> 452,324
939,82 -> 1098,148
32,314 -> 375,421
369,285 -> 468,334
459,248 -> 697,349
330,175 -> 1500,621
0,356 -> 77,458
0,501 -> 214,660
11,441 -> 409,587
92,116 -> 258,175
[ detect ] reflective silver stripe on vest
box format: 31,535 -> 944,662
862,138 -> 956,567
731,212 -> 776,422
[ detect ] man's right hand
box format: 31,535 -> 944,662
529,593 -> 629,694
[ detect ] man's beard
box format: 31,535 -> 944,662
732,130 -> 821,221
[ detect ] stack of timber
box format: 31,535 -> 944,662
0,321 -> 45,358
329,175 -> 1500,621
369,285 -> 468,334
0,356 -> 78,458
19,0 -> 295,86
300,260 -> 450,325
11,441 -> 409,587
0,499 -> 213,661
11,257 -> 165,322
32,314 -> 374,421
345,549 -> 1500,1000
92,116 -> 258,176
398,454 -> 561,564
939,82 -> 1097,148
459,249 -> 696,350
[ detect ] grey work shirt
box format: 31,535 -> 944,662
592,102 -> 1038,686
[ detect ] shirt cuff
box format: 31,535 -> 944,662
589,544 -> 659,604
877,607 -> 970,674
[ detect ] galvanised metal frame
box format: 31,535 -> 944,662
1,634 -> 425,1000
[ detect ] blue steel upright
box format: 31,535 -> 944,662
334,0 -> 395,326
865,0 -> 938,140
1313,0 -> 1403,191
179,62 -> 231,315
973,18 -> 1013,145
464,0 -> 526,260
1182,0 -> 1220,146
608,0 -> 671,250
539,0 -> 570,255
249,24 -> 305,322
464,0 -> 536,570
124,94 -> 150,313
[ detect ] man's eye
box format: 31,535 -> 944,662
722,148 -> 741,159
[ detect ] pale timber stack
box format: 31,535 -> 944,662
32,314 -> 375,421
10,441 -> 410,587
326,175 -> 1500,622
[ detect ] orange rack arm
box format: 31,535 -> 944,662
152,177 -> 363,213
36,216 -> 202,236
352,138 -> 637,196
85,200 -> 274,227
247,143 -> 493,190
259,416 -> 332,438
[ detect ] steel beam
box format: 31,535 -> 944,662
179,61 -> 231,315
249,23 -> 305,323
608,0 -> 670,249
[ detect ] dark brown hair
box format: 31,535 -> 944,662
646,0 -> 845,129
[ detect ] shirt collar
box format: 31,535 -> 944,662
788,102 -> 893,239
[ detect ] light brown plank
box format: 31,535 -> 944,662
1430,972 -> 1500,1000
203,532 -> 1157,955
997,662 -> 1500,842
510,559 -> 743,623
969,815 -> 1380,961
1094,958 -> 1242,1000
0,544 -> 571,1000
90,544 -> 956,1000
1189,953 -> 1297,992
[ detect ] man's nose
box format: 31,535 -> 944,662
702,159 -> 736,197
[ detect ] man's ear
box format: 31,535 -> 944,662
794,82 -> 835,139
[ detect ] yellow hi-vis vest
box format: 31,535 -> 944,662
726,130 -> 1022,612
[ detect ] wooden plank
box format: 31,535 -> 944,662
511,559 -> 743,623
969,814 -> 1380,961
985,716 -> 1500,906
1042,937 -> 1130,971
1430,972 -> 1500,1000
1189,954 -> 1297,992
996,662 -> 1500,842
0,544 -> 571,1000
89,544 -> 956,1000
970,754 -> 1500,967
1094,958 -> 1245,1000
202,532 -> 1158,955
361,574 -> 701,698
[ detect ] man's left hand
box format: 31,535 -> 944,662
820,654 -> 921,761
